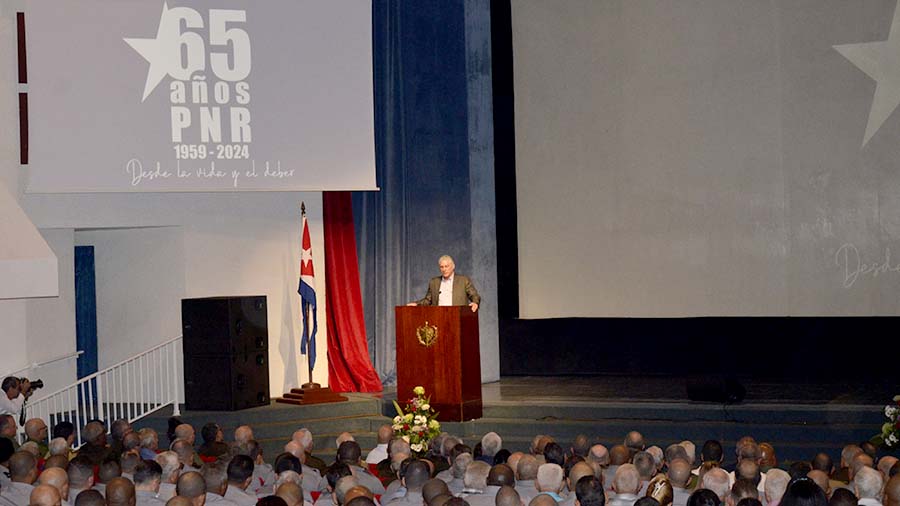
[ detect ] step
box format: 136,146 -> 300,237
438,416 -> 877,444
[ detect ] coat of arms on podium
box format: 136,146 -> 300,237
416,322 -> 438,347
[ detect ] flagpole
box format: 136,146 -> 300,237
300,202 -> 320,389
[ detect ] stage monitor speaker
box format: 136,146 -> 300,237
686,375 -> 745,404
181,296 -> 270,411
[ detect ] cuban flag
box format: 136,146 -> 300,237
298,207 -> 317,370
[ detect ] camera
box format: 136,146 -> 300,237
19,378 -> 43,392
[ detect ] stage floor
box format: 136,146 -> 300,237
476,376 -> 894,405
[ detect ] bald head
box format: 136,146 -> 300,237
25,418 -> 48,441
344,486 -> 373,504
496,486 -> 521,506
568,462 -> 595,489
880,457 -> 899,480
529,494 -> 557,506
166,498 -> 193,506
588,445 -> 609,467
736,460 -> 761,486
10,451 -> 38,483
75,490 -> 106,506
43,455 -> 69,471
488,464 -> 516,487
507,452 -> 525,476
404,460 -> 432,491
624,432 -> 645,454
667,459 -> 692,489
276,482 -> 304,506
610,445 -> 630,466
30,484 -> 62,506
885,474 -> 900,506
377,425 -> 394,445
175,424 -> 195,444
38,467 -> 70,500
850,452 -> 875,480
176,471 -> 207,498
105,477 -> 136,506
807,470 -> 830,496
423,479 -> 451,504
284,440 -> 304,459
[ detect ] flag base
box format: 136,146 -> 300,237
276,385 -> 348,405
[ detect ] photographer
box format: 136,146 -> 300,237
0,377 -> 35,416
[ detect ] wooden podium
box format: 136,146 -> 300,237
395,306 -> 482,421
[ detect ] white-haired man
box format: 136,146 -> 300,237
854,467 -> 884,506
293,429 -> 327,475
156,451 -> 181,501
48,438 -> 69,458
285,440 -> 326,500
479,433 -> 502,464
535,463 -> 565,503
702,468 -> 731,502
764,469 -> 790,506
447,453 -> 473,496
461,461 -> 491,497
234,426 -> 254,446
608,464 -> 641,506
138,428 -> 159,461
407,255 -> 481,312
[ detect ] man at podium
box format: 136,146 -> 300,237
407,255 -> 480,312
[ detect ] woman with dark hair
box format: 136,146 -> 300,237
781,478 -> 828,506
166,417 -> 183,446
687,489 -> 721,506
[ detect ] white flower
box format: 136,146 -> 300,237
411,425 -> 423,433
415,415 -> 427,425
392,424 -> 402,431
411,443 -> 423,452
421,403 -> 430,411
393,415 -> 402,423
402,435 -> 410,443
889,433 -> 899,444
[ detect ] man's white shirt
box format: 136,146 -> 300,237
0,394 -> 24,416
438,276 -> 454,306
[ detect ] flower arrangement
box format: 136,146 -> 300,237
392,386 -> 441,456
874,395 -> 900,448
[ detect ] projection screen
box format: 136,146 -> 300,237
512,0 -> 900,317
24,0 -> 375,192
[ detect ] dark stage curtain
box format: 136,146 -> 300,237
354,0 -> 477,386
324,192 -> 383,392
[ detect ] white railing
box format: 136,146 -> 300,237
7,350 -> 84,378
24,336 -> 182,446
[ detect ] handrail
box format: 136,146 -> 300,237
31,336 -> 183,402
24,336 -> 183,447
5,350 -> 85,378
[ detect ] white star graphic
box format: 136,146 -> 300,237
835,1 -> 900,146
124,3 -> 175,102
301,247 -> 313,265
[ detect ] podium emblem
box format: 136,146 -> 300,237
416,321 -> 438,347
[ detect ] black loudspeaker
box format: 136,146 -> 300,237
182,296 -> 270,411
686,375 -> 746,404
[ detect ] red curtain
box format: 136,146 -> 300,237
323,191 -> 383,392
